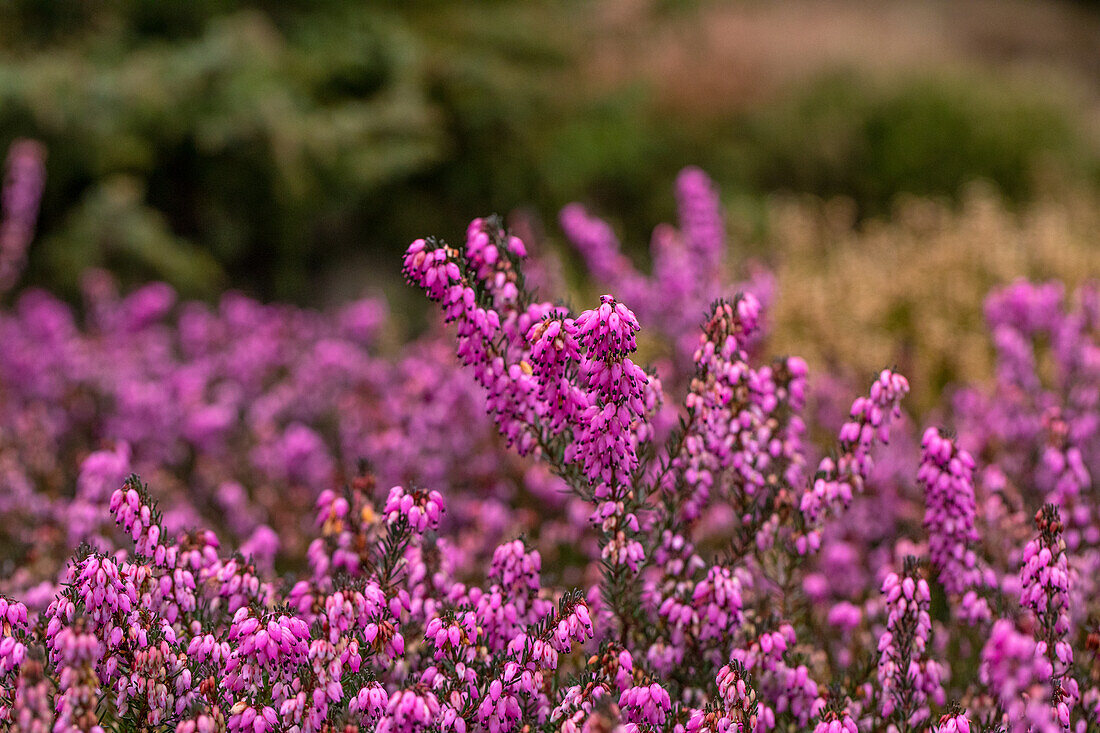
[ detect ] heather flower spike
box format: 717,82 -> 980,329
0,139 -> 46,293
877,557 -> 945,730
920,427 -> 992,623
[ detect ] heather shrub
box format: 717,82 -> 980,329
1,157 -> 1100,730
398,190 -> 1100,731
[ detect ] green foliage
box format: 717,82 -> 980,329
35,176 -> 224,294
0,2 -> 564,299
1,3 -> 1096,300
722,70 -> 1092,217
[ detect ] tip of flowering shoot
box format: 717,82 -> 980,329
920,425 -> 941,446
1035,503 -> 1063,535
920,427 -> 977,473
934,707 -> 971,733
920,427 -> 954,465
675,165 -> 712,190
403,238 -> 462,301
466,216 -> 528,265
869,369 -> 909,405
575,296 -> 640,357
489,539 -> 542,592
620,682 -> 672,727
383,485 -> 445,533
984,279 -> 1066,333
785,355 -> 809,379
701,294 -> 762,345
558,203 -> 620,253
0,597 -> 29,631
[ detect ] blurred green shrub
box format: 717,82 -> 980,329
720,70 -> 1093,218
0,2 -> 1096,300
0,1 -> 580,300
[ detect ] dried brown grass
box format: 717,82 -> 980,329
765,182 -> 1100,412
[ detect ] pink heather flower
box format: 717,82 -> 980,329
403,238 -> 463,302
550,681 -> 612,732
574,295 -> 641,359
251,422 -> 334,487
561,168 -> 772,371
377,688 -> 441,732
1040,407 -> 1092,547
932,709 -> 972,733
558,204 -> 647,304
69,442 -> 132,545
349,682 -> 388,721
666,294 -> 802,533
980,619 -> 1074,733
0,139 -> 46,293
227,704 -> 277,733
1018,504 -> 1077,723
526,312 -> 588,436
798,369 -> 910,554
730,623 -> 824,728
827,601 -> 862,631
877,559 -> 944,728
0,633 -> 27,677
675,166 -> 726,280
527,312 -> 582,374
692,660 -> 759,732
813,708 -> 859,733
110,479 -> 169,560
383,485 -> 445,533
7,165 -> 1100,733
920,427 -> 991,621
620,682 -> 672,727
489,539 -> 542,595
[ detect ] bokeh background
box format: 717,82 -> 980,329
4,0 -> 1100,412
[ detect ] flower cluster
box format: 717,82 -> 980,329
980,619 -> 1069,733
797,368 -> 910,554
876,558 -> 944,729
1018,506 -> 1077,720
919,427 -> 991,622
0,139 -> 45,293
